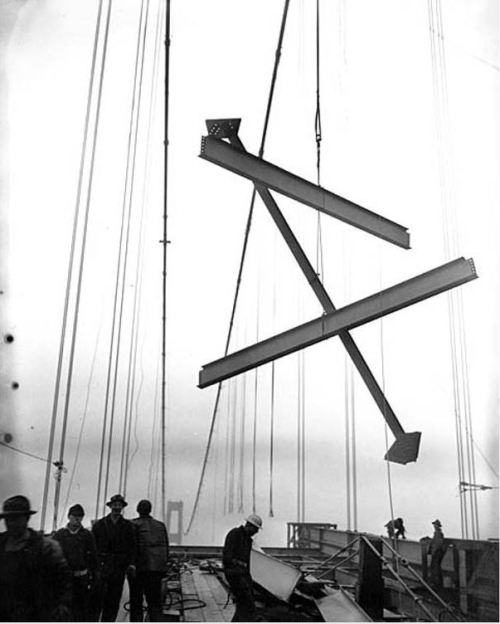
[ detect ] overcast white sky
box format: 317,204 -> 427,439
0,0 -> 498,546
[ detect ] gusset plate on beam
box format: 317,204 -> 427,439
199,134 -> 410,249
198,257 -> 476,388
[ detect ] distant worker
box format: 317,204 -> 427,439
0,495 -> 72,621
428,519 -> 447,588
222,514 -> 263,622
53,503 -> 98,621
385,517 -> 406,539
129,499 -> 169,622
92,494 -> 136,622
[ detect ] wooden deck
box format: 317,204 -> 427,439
181,567 -> 234,622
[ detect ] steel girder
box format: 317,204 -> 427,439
200,134 -> 410,249
198,120 -> 478,464
199,257 -> 476,388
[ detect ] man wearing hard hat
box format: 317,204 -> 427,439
222,514 -> 263,622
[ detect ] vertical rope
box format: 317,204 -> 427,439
40,0 -> 106,533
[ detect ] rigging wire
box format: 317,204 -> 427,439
251,284 -> 261,513
185,0 -> 291,534
1,442 -> 52,464
121,0 -> 163,495
60,321 -> 103,524
40,0 -> 107,533
237,373 -> 247,514
162,0 -> 172,525
427,0 -> 479,538
52,0 -> 116,531
102,0 -> 150,509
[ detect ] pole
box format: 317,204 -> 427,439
161,0 -> 171,524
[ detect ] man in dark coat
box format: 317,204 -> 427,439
0,495 -> 72,622
92,494 -> 136,622
53,503 -> 97,621
428,519 -> 447,588
222,514 -> 262,622
129,499 -> 169,621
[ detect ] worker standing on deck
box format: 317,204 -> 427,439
92,494 -> 136,622
129,499 -> 169,622
428,519 -> 447,588
222,514 -> 262,622
0,495 -> 72,621
53,503 -> 98,621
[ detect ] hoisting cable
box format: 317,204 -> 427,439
101,0 -> 150,512
161,0 -> 172,525
251,285 -> 261,513
314,0 -> 325,282
237,374 -> 247,513
427,0 -> 479,538
185,0 -> 291,534
121,0 -> 164,496
40,0 -> 107,533
95,0 -> 146,517
60,322 -> 103,525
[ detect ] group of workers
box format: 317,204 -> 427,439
0,493 -> 169,622
0,492 -> 450,623
385,516 -> 449,588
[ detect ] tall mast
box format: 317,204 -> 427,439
161,0 -> 171,524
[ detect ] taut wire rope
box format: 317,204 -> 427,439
251,282 -> 261,513
102,0 -> 150,511
121,0 -> 164,496
52,0 -> 115,530
428,0 -> 479,538
185,0 -> 291,534
40,0 -> 107,533
95,0 -> 147,517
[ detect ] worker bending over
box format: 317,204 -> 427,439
222,514 -> 262,622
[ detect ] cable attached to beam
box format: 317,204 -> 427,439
185,0 -> 291,534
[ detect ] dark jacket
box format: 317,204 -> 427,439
132,516 -> 169,573
0,528 -> 72,621
92,514 -> 136,573
222,526 -> 253,571
53,525 -> 98,574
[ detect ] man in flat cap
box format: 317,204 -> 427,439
53,503 -> 97,621
0,494 -> 72,621
92,494 -> 136,621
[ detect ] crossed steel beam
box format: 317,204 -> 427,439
198,118 -> 477,464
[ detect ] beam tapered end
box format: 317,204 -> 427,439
205,118 -> 241,138
384,432 -> 421,464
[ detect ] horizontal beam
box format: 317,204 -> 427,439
199,134 -> 410,249
199,257 -> 476,388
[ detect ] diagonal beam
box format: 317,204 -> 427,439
199,134 -> 410,249
199,257 -> 476,388
228,133 -> 409,449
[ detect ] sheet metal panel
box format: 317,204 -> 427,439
250,549 -> 301,603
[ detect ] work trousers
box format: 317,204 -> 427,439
129,570 -> 164,622
71,574 -> 91,621
224,568 -> 256,622
429,551 -> 445,588
96,568 -> 127,622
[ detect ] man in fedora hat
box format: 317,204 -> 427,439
92,494 -> 136,621
222,514 -> 263,622
0,494 -> 72,621
428,519 -> 447,588
53,503 -> 97,621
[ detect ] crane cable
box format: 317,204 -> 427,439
427,0 -> 479,538
121,0 -> 164,496
185,0 -> 291,534
40,0 -> 108,533
102,0 -> 150,510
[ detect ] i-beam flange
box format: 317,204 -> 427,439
198,117 -> 478,465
